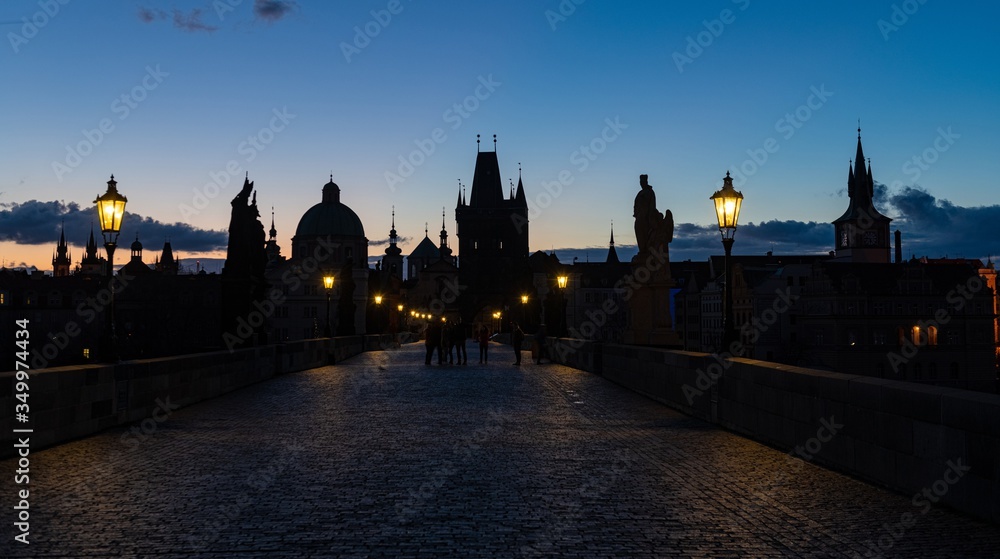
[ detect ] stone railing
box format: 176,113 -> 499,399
0,336 -> 370,458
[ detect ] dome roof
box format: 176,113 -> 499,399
294,179 -> 366,238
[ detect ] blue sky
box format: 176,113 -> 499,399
2,0 -> 999,271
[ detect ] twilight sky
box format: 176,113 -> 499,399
2,0 -> 999,272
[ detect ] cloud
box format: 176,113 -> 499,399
369,235 -> 411,248
137,7 -> 218,32
253,0 -> 297,22
882,185 -> 1000,261
0,200 -> 228,253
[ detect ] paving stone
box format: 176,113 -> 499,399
1,343 -> 999,557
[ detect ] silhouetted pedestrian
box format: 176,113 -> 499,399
453,319 -> 468,364
441,320 -> 453,364
425,319 -> 441,365
512,321 -> 525,365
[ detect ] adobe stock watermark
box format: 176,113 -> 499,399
513,116 -> 627,233
27,272 -> 136,369
544,0 -> 586,31
179,106 -> 295,218
887,126 -> 959,190
384,74 -> 501,192
52,65 -> 169,182
223,236 -> 339,351
394,407 -> 507,523
728,84 -> 833,188
672,0 -> 750,73
340,0 -> 410,63
886,273 -> 983,374
877,0 -> 928,41
853,458 -> 970,558
185,441 -> 305,551
736,416 -> 843,529
554,245 -> 667,355
683,287 -> 799,405
7,0 -> 71,53
520,449 -> 635,557
119,397 -> 180,450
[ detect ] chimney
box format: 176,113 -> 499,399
894,230 -> 902,264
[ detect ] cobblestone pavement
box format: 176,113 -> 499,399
3,343 -> 1000,558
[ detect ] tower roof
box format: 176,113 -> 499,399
833,128 -> 891,225
607,222 -> 619,264
469,151 -> 504,207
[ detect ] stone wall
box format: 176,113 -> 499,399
1,336 -> 365,458
545,338 -> 1000,524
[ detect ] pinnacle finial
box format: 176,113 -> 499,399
493,134 -> 497,150
477,134 -> 480,152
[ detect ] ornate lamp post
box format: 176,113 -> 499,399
373,294 -> 384,334
710,171 -> 744,353
323,274 -> 335,337
556,275 -> 568,337
94,175 -> 127,361
520,294 -> 528,327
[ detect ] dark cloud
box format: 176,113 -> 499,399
137,7 -> 218,32
0,200 -> 227,253
882,185 -> 1000,261
137,7 -> 160,23
369,236 -> 411,248
254,0 -> 297,22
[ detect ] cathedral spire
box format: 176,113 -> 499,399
606,221 -> 620,264
269,206 -> 277,240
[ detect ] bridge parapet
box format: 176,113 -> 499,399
546,337 -> 1000,524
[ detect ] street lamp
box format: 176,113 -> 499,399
94,174 -> 127,361
710,171 -> 744,354
556,275 -> 568,337
323,274 -> 335,337
520,294 -> 528,327
373,294 -> 384,334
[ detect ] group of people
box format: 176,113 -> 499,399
424,319 -> 549,366
424,319 -> 471,365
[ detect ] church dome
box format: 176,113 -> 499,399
294,178 -> 366,238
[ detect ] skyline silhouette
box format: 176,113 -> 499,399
2,1 -> 999,269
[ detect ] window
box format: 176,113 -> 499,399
873,331 -> 886,345
0,292 -> 5,305
927,326 -> 938,346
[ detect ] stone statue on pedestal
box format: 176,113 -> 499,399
626,174 -> 680,347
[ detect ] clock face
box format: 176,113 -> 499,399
863,231 -> 878,246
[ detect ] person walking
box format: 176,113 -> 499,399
477,324 -> 490,364
441,320 -> 453,364
425,318 -> 441,365
453,319 -> 468,364
511,321 -> 525,365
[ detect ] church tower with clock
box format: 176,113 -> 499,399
832,129 -> 893,263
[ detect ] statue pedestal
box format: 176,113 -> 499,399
624,274 -> 681,348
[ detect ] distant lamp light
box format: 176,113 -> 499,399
323,275 -> 335,290
374,295 -> 383,305
557,275 -> 568,289
398,304 -> 404,312
521,294 -> 529,304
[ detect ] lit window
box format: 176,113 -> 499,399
83,348 -> 90,359
927,326 -> 938,346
